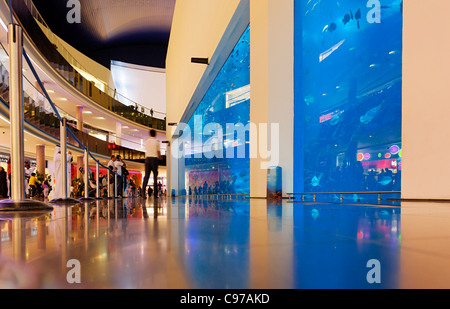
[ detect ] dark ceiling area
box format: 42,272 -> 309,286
32,0 -> 176,69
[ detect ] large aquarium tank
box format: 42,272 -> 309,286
182,25 -> 251,195
294,0 -> 403,197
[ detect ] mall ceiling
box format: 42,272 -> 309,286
32,0 -> 176,69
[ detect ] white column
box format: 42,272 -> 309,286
250,0 -> 294,198
116,122 -> 122,146
402,0 -> 450,199
76,106 -> 83,131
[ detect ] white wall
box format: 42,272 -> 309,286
110,61 -> 166,117
250,0 -> 294,198
166,0 -> 241,142
402,0 -> 450,199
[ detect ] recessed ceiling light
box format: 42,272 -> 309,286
83,111 -> 92,114
94,117 -> 105,120
58,98 -> 67,101
122,126 -> 129,129
47,90 -> 54,93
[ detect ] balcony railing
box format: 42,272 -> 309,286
9,0 -> 166,130
0,50 -> 166,164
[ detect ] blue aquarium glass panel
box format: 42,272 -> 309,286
183,26 -> 250,195
294,0 -> 403,194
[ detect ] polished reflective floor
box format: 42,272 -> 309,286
0,197 -> 448,289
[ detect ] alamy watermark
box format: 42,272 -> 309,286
367,0 -> 382,24
66,0 -> 81,24
66,259 -> 81,284
366,259 -> 381,284
170,116 -> 280,169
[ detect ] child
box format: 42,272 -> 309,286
43,180 -> 49,198
29,173 -> 40,197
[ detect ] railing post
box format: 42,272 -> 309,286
107,169 -> 111,198
114,173 -> 118,198
0,23 -> 52,211
8,24 -> 25,202
96,162 -> 100,198
61,118 -> 68,199
84,148 -> 89,199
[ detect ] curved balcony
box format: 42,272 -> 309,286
8,0 -> 166,131
0,55 -> 166,166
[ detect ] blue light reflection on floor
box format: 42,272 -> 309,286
179,198 -> 400,289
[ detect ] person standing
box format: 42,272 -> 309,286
141,129 -> 160,199
107,155 -> 116,170
0,166 -> 7,198
50,146 -> 73,200
107,155 -> 116,196
7,158 -> 11,197
114,155 -> 125,197
24,161 -> 34,198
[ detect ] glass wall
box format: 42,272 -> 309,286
181,26 -> 251,196
294,0 -> 403,196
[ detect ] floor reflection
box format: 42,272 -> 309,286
0,197 -> 406,289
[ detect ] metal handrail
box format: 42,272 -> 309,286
187,194 -> 250,200
287,191 -> 401,203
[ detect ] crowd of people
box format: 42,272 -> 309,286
0,159 -> 52,199
188,179 -> 235,196
0,129 -> 164,200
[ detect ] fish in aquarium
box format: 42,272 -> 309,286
378,176 -> 393,186
343,11 -> 353,25
360,104 -> 382,125
330,115 -> 340,126
304,95 -> 314,105
355,8 -> 361,20
329,22 -> 337,32
311,173 -> 323,187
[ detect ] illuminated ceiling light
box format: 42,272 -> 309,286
122,126 -> 129,129
369,64 -> 376,68
47,90 -> 54,93
389,50 -> 396,55
58,98 -> 68,101
336,86 -> 340,89
83,110 -> 92,114
94,117 -> 105,120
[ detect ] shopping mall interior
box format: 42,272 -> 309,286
0,0 -> 450,291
